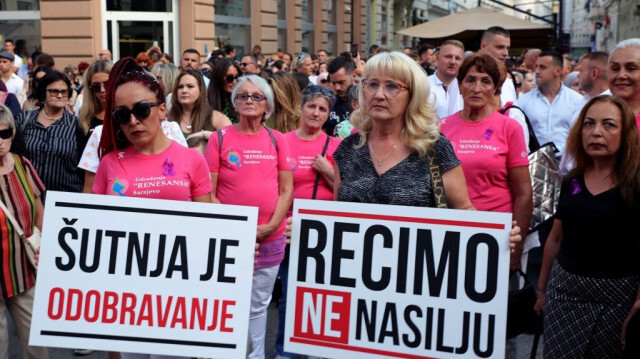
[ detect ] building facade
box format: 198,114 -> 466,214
0,0 -> 367,69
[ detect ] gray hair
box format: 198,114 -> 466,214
296,52 -> 311,68
0,104 -> 16,137
231,75 -> 275,119
612,38 -> 640,54
151,63 -> 180,95
300,86 -> 337,109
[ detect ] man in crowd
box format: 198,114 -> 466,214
518,51 -> 583,158
428,40 -> 464,119
240,54 -> 260,75
418,44 -> 436,75
0,51 -> 23,97
577,51 -> 610,102
35,53 -> 55,69
523,48 -> 541,72
479,26 -> 517,105
282,52 -> 293,69
326,55 -> 356,135
224,44 -> 236,59
317,49 -> 329,64
98,49 -> 112,61
181,49 -> 209,87
3,39 -> 22,74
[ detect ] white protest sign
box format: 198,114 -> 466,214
30,191 -> 258,358
285,199 -> 512,359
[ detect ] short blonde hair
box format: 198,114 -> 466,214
0,104 -> 16,137
351,51 -> 439,157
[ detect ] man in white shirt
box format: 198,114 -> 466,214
571,51 -> 611,124
3,40 -> 22,74
479,26 -> 517,106
428,40 -> 464,119
0,51 -> 23,97
518,51 -> 583,157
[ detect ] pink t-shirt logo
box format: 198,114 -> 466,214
482,127 -> 493,140
112,177 -> 129,196
228,150 -> 243,167
287,157 -> 297,171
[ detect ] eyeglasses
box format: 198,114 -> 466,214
112,101 -> 161,125
319,79 -> 329,84
236,93 -> 266,102
225,74 -> 239,83
303,85 -> 336,99
0,129 -> 12,140
239,62 -> 254,67
362,80 -> 409,97
46,89 -> 69,97
90,81 -> 108,93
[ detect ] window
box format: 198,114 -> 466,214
301,0 -> 314,54
214,0 -> 252,57
107,0 -> 171,12
277,0 -> 287,51
327,0 -> 338,56
0,20 -> 40,55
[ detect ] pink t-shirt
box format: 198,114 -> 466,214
205,125 -> 292,244
93,141 -> 212,201
636,113 -> 640,136
284,131 -> 341,215
440,111 -> 529,213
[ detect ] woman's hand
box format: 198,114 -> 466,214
312,155 -> 333,176
622,299 -> 640,348
257,224 -> 275,242
284,216 -> 292,244
509,221 -> 522,271
35,246 -> 40,267
534,293 -> 545,315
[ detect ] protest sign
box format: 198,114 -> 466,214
30,191 -> 258,358
285,199 -> 512,359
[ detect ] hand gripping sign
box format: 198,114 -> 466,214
30,191 -> 258,359
285,199 -> 512,359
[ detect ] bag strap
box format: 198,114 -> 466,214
500,104 -> 541,152
264,125 -> 279,152
427,147 -> 447,208
0,199 -> 26,239
311,134 -> 331,200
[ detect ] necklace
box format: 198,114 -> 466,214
182,118 -> 192,130
369,142 -> 398,167
41,109 -> 62,121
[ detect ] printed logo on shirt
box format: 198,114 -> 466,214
111,177 -> 129,196
288,157 -> 297,171
241,149 -> 276,165
228,150 -> 243,167
294,155 -> 316,170
482,127 -> 494,140
450,139 -> 500,155
130,175 -> 190,196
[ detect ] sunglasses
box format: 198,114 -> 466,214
112,101 -> 161,125
90,81 -> 108,93
46,89 -> 69,97
319,79 -> 329,84
236,93 -> 266,102
0,128 -> 12,140
239,62 -> 254,67
304,85 -> 335,99
225,74 -> 239,83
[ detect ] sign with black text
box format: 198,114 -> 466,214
285,200 -> 512,359
30,192 -> 258,358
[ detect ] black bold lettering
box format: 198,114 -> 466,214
414,230 -> 460,298
56,227 -> 77,271
362,225 -> 392,291
330,222 -> 358,288
79,229 -> 101,272
105,230 -> 126,274
455,311 -> 470,354
402,305 -> 422,348
473,313 -> 494,358
149,234 -> 167,277
425,306 -> 434,350
378,302 -> 399,345
355,299 -> 376,341
436,308 -> 454,353
464,233 -> 499,303
125,232 -> 150,276
200,238 -> 217,281
297,219 -> 327,283
395,227 -> 410,293
166,236 -> 188,279
218,239 -> 238,283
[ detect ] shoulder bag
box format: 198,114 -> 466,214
426,147 -> 447,208
311,134 -> 332,200
0,199 -> 40,272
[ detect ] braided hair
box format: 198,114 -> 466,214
98,57 -> 165,158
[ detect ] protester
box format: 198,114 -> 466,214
208,58 -> 240,123
519,70 -> 535,96
276,85 -> 340,359
78,60 -> 112,136
479,26 -> 517,105
22,66 -> 53,112
0,104 -> 48,359
268,71 -> 301,133
205,75 -> 292,359
326,56 -> 356,135
0,79 -> 20,119
428,39 -> 464,119
295,52 -> 313,78
534,95 -> 640,358
14,70 -> 84,198
150,62 -> 180,107
608,39 -> 640,125
240,54 -> 260,75
418,44 -> 436,75
0,51 -> 23,97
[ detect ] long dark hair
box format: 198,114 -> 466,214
207,58 -> 240,120
98,57 -> 165,158
566,95 -> 640,206
168,69 -> 213,132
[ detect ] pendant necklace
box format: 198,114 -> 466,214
182,118 -> 192,130
369,142 -> 398,167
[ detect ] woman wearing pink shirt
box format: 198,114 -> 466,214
205,75 -> 293,359
439,54 -> 532,358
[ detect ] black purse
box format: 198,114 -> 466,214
506,269 -> 541,339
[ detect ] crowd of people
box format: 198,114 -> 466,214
0,27 -> 638,359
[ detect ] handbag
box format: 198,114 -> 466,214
506,269 -> 541,339
0,199 -> 40,272
427,147 -> 447,208
501,105 -> 561,232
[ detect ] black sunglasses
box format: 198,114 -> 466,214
90,81 -> 108,93
112,101 -> 161,125
0,129 -> 12,140
304,85 -> 335,99
225,74 -> 239,83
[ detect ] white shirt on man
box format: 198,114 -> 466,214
3,73 -> 23,97
428,73 -> 462,119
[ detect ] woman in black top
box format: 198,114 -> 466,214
534,95 -> 640,358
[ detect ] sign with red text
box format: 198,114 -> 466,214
285,200 -> 512,359
30,191 -> 258,359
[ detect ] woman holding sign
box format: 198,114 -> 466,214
94,57 -> 212,359
205,75 -> 293,359
0,104 -> 47,359
534,95 -> 640,358
275,85 -> 340,358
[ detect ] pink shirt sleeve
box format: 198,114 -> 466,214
92,154 -> 111,194
190,151 -> 213,197
505,119 -> 529,169
205,129 -> 222,173
275,130 -> 292,171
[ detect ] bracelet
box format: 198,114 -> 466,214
537,289 -> 546,296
